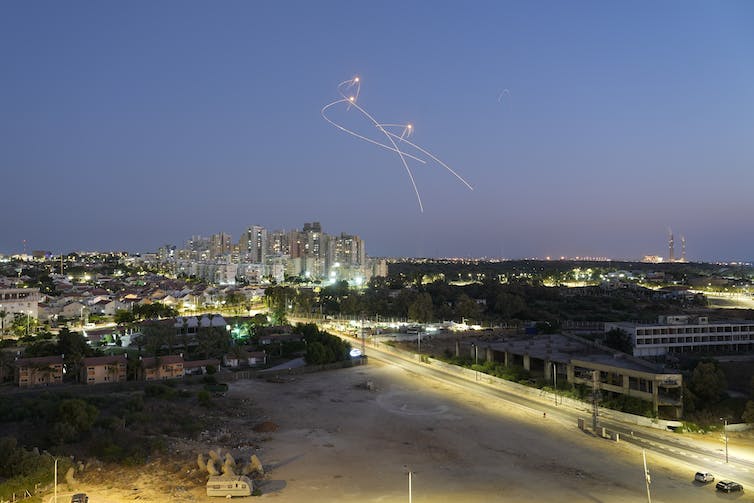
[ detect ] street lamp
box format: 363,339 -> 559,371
721,417 -> 729,463
53,457 -> 59,502
471,343 -> 479,381
405,467 -> 412,503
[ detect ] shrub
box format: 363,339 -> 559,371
145,383 -> 176,398
197,390 -> 212,407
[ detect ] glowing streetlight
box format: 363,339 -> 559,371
471,343 -> 479,381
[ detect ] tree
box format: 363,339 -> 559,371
454,293 -> 481,322
57,328 -> 95,381
195,326 -> 230,360
604,328 -> 633,354
743,400 -> 754,424
51,398 -> 99,444
494,292 -> 525,319
141,322 -> 176,356
304,341 -> 332,365
114,309 -> 135,324
408,293 -> 433,323
689,361 -> 727,404
11,313 -> 37,337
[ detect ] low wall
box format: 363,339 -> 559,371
370,340 -> 683,431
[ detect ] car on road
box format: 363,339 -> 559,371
716,480 -> 744,493
694,471 -> 714,483
70,494 -> 88,503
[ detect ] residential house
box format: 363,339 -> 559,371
223,350 -> 266,368
61,301 -> 87,321
247,351 -> 267,366
183,358 -> 220,375
15,355 -> 64,387
138,354 -> 184,381
80,354 -> 127,384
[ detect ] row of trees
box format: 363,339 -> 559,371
265,276 -> 695,326
295,323 -> 352,365
0,311 -> 39,338
114,302 -> 178,324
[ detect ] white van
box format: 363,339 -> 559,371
206,475 -> 253,497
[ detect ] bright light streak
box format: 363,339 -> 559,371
321,76 -> 473,212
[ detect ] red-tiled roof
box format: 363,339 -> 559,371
183,359 -> 220,369
82,354 -> 127,366
15,355 -> 64,366
140,354 -> 184,367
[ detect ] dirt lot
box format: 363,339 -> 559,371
62,358 -> 754,503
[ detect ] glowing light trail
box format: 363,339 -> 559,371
321,76 -> 473,212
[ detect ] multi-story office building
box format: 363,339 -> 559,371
605,315 -> 754,357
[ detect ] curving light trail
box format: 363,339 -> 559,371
321,76 -> 473,212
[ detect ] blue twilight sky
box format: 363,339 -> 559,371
1,1 -> 753,261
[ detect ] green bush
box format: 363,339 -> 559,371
145,383 -> 176,398
0,437 -> 72,501
197,390 -> 212,407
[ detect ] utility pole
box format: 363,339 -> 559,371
591,370 -> 600,432
360,314 -> 365,357
553,362 -> 558,406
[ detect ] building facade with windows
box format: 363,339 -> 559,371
605,315 -> 754,357
0,287 -> 41,321
81,354 -> 128,384
15,355 -> 64,387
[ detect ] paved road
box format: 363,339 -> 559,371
349,332 -> 754,491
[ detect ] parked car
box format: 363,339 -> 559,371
70,494 -> 88,503
716,480 -> 744,493
694,471 -> 714,483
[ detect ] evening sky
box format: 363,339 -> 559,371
2,1 -> 753,261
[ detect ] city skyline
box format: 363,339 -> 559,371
2,2 -> 753,261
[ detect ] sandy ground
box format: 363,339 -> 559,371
228,361 -> 751,502
60,359 -> 754,503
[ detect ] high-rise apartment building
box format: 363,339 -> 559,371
267,230 -> 289,256
239,226 -> 267,263
331,233 -> 365,267
210,233 -> 232,258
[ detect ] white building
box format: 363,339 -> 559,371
605,315 -> 754,357
0,287 -> 41,321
